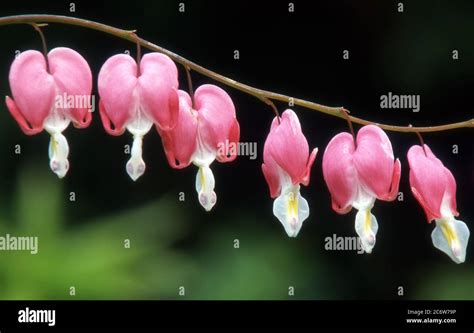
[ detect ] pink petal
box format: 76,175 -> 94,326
216,119 -> 240,163
194,84 -> 239,152
98,54 -> 138,134
99,100 -> 125,136
353,125 -> 398,200
267,110 -> 311,184
138,53 -> 179,130
442,167 -> 459,217
322,132 -> 358,214
262,156 -> 282,199
301,148 -> 318,186
379,158 -> 401,201
262,111 -> 317,198
407,145 -> 445,221
407,144 -> 458,222
158,90 -> 198,169
262,116 -> 283,198
410,184 -> 438,223
7,50 -> 55,133
424,144 -> 459,217
48,47 -> 93,128
5,96 -> 42,135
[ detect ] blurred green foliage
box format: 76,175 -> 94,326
0,165 -> 197,299
189,218 -> 331,300
0,165 -> 334,300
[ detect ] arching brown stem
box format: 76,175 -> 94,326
0,15 -> 473,133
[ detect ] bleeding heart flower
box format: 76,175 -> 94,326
159,84 -> 240,211
322,125 -> 401,253
98,52 -> 179,181
261,109 -> 317,237
6,47 -> 93,178
407,144 -> 469,263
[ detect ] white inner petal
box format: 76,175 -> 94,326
195,165 -> 217,211
272,171 -> 310,237
44,105 -> 71,179
126,106 -> 154,137
352,184 -> 376,211
189,121 -> 220,211
191,129 -> 216,167
125,107 -> 153,181
355,209 -> 378,254
47,131 -> 70,179
126,134 -> 147,181
44,106 -> 71,134
439,191 -> 456,219
432,217 -> 469,264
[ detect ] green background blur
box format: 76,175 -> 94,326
0,0 -> 472,300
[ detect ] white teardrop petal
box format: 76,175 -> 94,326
355,209 -> 378,254
432,218 -> 469,264
273,186 -> 309,238
195,165 -> 217,211
48,132 -> 70,179
124,111 -> 154,181
126,134 -> 146,181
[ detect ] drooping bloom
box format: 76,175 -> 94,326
98,52 -> 179,181
6,48 -> 93,178
261,109 -> 317,237
322,125 -> 401,253
407,144 -> 469,263
159,84 -> 240,211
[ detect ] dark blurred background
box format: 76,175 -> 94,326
0,0 -> 472,300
